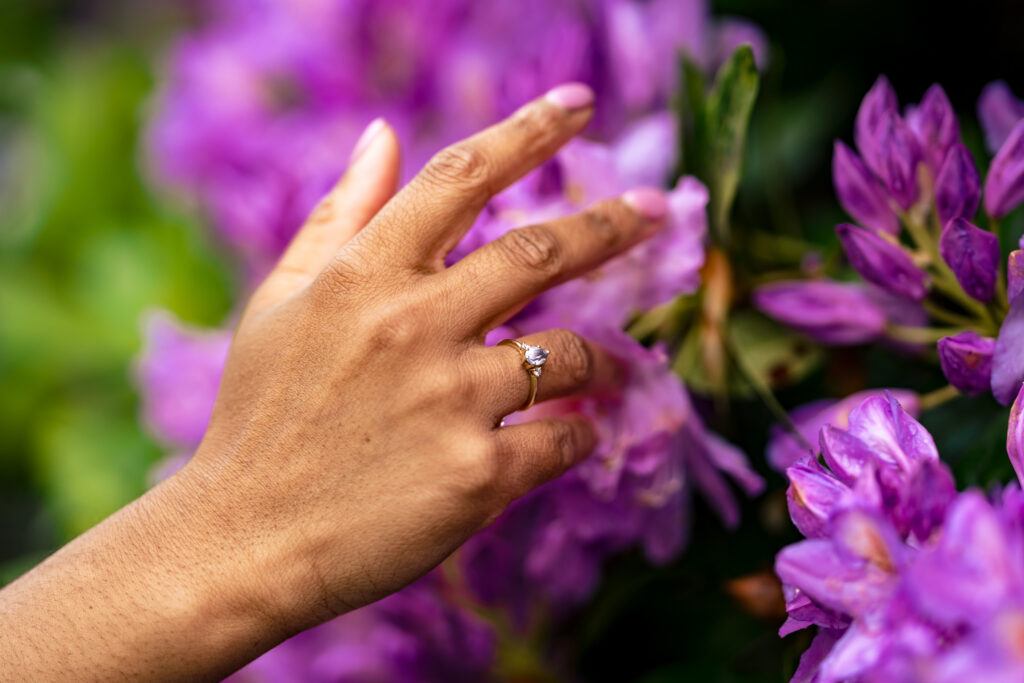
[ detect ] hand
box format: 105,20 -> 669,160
191,82 -> 668,626
0,83 -> 670,680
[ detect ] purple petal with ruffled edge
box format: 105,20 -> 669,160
985,118 -> 1024,219
1008,385 -> 1024,487
836,223 -> 927,300
991,294 -> 1024,405
845,393 -> 938,470
833,141 -> 900,235
855,75 -> 898,177
766,389 -> 919,473
935,143 -> 981,226
937,331 -> 996,396
906,84 -> 959,173
939,217 -> 1000,302
1009,251 -> 1024,303
786,457 -> 848,538
979,81 -> 1024,153
905,492 -> 1017,628
753,280 -> 888,346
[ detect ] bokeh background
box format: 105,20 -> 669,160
2,1 -> 1023,680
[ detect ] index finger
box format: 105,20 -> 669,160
355,83 -> 595,270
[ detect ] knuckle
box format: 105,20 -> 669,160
315,257 -> 363,298
308,194 -> 335,225
365,309 -> 418,353
448,439 -> 500,495
496,225 -> 563,275
549,421 -> 579,469
555,330 -> 594,387
430,366 -> 470,402
583,206 -> 622,250
424,144 -> 492,193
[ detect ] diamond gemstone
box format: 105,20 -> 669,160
524,345 -> 549,366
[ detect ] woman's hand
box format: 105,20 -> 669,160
0,84 -> 669,680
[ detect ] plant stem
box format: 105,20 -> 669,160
885,324 -> 969,345
918,384 -> 961,411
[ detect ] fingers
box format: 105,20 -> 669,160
482,329 -> 625,416
359,83 -> 595,270
493,415 -> 596,499
445,189 -> 668,335
254,119 -> 401,312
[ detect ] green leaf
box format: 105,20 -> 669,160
672,55 -> 708,181
704,45 -> 759,244
675,311 -> 820,399
727,311 -> 822,393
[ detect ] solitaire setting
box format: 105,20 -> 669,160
498,339 -> 550,411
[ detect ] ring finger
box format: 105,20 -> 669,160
476,329 -> 624,418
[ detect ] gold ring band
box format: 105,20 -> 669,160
498,339 -> 549,411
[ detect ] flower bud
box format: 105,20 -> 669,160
939,217 -> 1000,301
832,141 -> 899,235
979,80 -> 1024,153
937,331 -> 996,396
984,118 -> 1024,219
836,223 -> 927,300
934,143 -> 980,226
1008,383 -> 1024,486
855,75 -> 898,176
753,280 -> 887,345
877,112 -> 923,210
906,84 -> 959,173
1009,250 -> 1024,303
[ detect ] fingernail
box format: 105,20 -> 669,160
349,118 -> 386,163
544,82 -> 594,110
623,187 -> 669,221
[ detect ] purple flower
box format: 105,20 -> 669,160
937,331 -> 996,396
939,217 -> 1000,302
832,141 -> 900,235
776,391 -> 1024,683
462,326 -> 763,608
835,223 -> 927,300
992,294 -> 1024,405
934,143 -> 981,226
766,389 -> 920,472
753,280 -> 888,345
985,118 -> 1024,219
905,83 -> 959,173
979,80 -> 1024,153
855,76 -> 898,178
135,312 -> 231,449
1009,250 -> 1024,302
148,0 -> 764,271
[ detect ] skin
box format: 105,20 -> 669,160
0,86 -> 668,681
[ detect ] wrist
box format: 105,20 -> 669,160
129,461 -> 300,672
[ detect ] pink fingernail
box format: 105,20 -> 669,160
623,187 -> 669,221
349,118 -> 386,163
544,82 -> 595,110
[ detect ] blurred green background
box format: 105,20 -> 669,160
2,1 -> 1023,680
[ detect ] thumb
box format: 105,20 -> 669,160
255,119 -> 401,310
